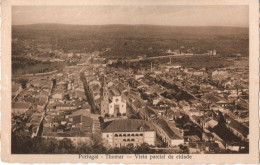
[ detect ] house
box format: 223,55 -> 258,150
101,119 -> 156,148
204,119 -> 218,129
67,53 -> 73,58
12,102 -> 31,115
224,114 -> 249,141
151,118 -> 184,147
186,109 -> 203,117
75,90 -> 86,101
131,100 -> 143,113
89,80 -> 101,87
216,100 -> 228,107
168,110 -> 185,121
134,74 -> 144,80
81,103 -> 91,112
179,101 -> 190,111
56,104 -> 77,111
212,70 -> 229,81
139,107 -> 157,121
42,113 -> 93,145
154,71 -> 162,75
37,97 -> 48,111
152,97 -> 161,105
202,131 -> 214,142
52,93 -> 63,100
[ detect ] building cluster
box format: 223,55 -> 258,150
12,77 -> 53,136
11,48 -> 249,153
166,47 -> 217,56
85,54 -> 249,152
41,66 -> 100,144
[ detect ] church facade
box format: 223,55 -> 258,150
100,78 -> 126,116
108,96 -> 126,116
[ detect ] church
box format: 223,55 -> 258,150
100,78 -> 126,117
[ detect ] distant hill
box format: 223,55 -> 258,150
12,23 -> 249,59
13,23 -> 248,36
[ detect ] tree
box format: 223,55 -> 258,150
217,111 -> 225,123
18,78 -> 29,89
58,138 -> 75,154
98,116 -> 104,124
104,113 -> 110,118
129,114 -> 139,119
135,143 -> 151,153
76,142 -> 93,154
63,94 -> 70,100
179,144 -> 189,154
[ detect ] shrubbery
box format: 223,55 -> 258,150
12,133 -> 168,154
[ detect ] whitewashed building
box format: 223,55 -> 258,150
108,96 -> 126,115
102,119 -> 156,148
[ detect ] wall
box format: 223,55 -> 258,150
144,131 -> 156,146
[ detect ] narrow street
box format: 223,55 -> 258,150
80,71 -> 100,115
36,79 -> 55,137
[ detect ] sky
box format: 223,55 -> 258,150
12,6 -> 249,27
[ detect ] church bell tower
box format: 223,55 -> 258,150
100,75 -> 109,116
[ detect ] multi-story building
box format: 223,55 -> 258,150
102,119 -> 155,148
151,118 -> 184,147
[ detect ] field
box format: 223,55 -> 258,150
12,24 -> 249,58
12,24 -> 249,74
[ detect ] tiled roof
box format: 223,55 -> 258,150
152,118 -> 182,139
102,119 -> 153,133
12,102 -> 31,109
109,87 -> 120,96
224,114 -> 249,137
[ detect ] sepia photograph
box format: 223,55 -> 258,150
2,0 -> 259,164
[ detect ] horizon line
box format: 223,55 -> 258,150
12,23 -> 249,28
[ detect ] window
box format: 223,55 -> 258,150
127,139 -> 130,141
127,134 -> 130,136
115,134 -> 118,137
123,139 -> 126,142
135,134 -> 139,136
116,99 -> 119,102
140,134 -> 143,136
119,134 -> 122,137
131,134 -> 135,136
107,134 -> 109,138
131,139 -> 135,141
123,134 -> 126,137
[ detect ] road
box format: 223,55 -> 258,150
35,80 -> 55,137
125,54 -> 211,62
80,70 -> 100,114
